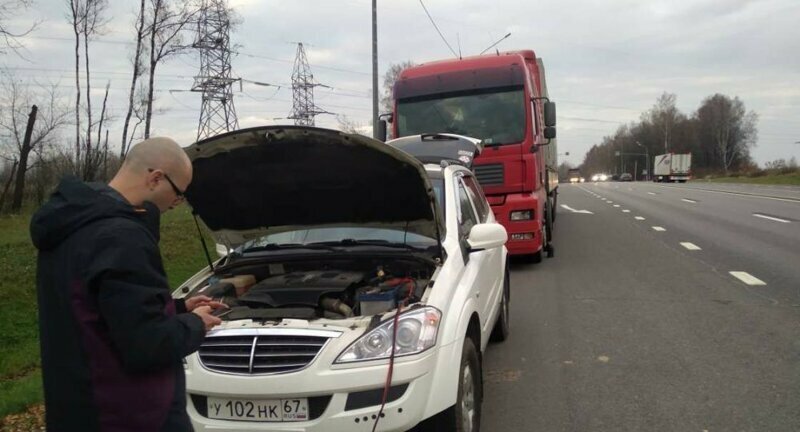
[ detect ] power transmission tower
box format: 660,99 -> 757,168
192,0 -> 240,141
287,43 -> 331,126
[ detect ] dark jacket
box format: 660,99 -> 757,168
31,176 -> 206,432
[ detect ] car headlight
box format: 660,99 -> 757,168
335,307 -> 441,363
510,210 -> 534,221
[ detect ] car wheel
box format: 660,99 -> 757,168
490,267 -> 510,342
416,338 -> 482,432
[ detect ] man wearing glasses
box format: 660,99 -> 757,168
31,137 -> 225,432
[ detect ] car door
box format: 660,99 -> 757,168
455,174 -> 496,339
461,174 -> 505,334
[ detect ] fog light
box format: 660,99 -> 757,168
510,232 -> 534,241
510,210 -> 534,221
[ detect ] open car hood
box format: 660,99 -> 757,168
184,126 -> 444,251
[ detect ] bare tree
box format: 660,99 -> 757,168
0,0 -> 38,56
643,92 -> 684,154
336,114 -> 367,136
67,0 -> 85,171
121,0 -> 148,159
0,74 -> 71,212
695,94 -> 758,174
80,0 -> 109,180
83,81 -> 110,181
380,60 -> 415,113
144,0 -> 199,138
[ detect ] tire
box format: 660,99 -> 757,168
416,338 -> 483,432
490,267 -> 511,342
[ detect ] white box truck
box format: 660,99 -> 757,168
653,153 -> 692,182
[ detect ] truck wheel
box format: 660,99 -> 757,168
551,191 -> 558,223
490,267 -> 511,342
416,338 -> 483,432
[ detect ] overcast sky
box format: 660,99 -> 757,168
5,0 -> 800,166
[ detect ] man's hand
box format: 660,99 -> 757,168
192,306 -> 222,332
185,295 -> 228,312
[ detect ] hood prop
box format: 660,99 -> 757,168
192,212 -> 215,272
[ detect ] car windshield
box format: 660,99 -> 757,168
397,86 -> 526,146
238,178 -> 444,252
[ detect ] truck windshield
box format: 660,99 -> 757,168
397,86 -> 526,146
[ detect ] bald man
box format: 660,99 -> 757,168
31,138 -> 224,432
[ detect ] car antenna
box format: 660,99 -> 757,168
192,212 -> 215,272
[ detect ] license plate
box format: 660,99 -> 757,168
207,397 -> 309,422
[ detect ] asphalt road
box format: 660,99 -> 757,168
481,181 -> 800,431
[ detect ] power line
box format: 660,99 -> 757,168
418,0 -> 458,58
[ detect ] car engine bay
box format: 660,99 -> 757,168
183,257 -> 435,321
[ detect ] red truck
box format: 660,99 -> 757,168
379,50 -> 558,262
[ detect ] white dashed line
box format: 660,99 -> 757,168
613,205 -> 620,208
680,242 -> 701,250
652,226 -> 666,232
729,272 -> 767,286
635,216 -> 645,220
682,198 -> 697,203
622,209 -> 630,213
607,201 -> 614,204
752,213 -> 790,224
647,192 -> 656,195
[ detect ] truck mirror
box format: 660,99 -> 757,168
544,126 -> 556,139
376,119 -> 387,142
544,101 -> 556,127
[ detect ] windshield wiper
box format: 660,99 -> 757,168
307,239 -> 427,250
240,243 -> 338,253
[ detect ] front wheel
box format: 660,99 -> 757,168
416,338 -> 483,432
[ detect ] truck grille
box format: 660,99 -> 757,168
474,163 -> 504,186
198,333 -> 330,375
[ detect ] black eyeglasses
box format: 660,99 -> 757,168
148,168 -> 185,200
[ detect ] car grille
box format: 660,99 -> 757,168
198,334 -> 330,375
474,163 -> 504,186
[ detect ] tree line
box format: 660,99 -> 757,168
575,92 -> 761,179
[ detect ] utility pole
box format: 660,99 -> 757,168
371,0 -> 379,138
636,141 -> 649,181
192,0 -> 240,141
287,43 -> 332,126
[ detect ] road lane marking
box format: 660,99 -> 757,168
753,213 -> 791,223
682,198 -> 697,203
635,216 -> 645,220
613,204 -> 620,207
560,204 -> 594,214
622,209 -> 630,213
652,226 -> 666,231
651,184 -> 800,203
680,242 -> 701,250
647,192 -> 656,195
729,272 -> 766,286
607,201 -> 613,203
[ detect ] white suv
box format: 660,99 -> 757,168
175,126 -> 510,432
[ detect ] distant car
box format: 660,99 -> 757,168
591,174 -> 609,182
619,173 -> 633,181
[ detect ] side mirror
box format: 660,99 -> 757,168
215,243 -> 230,258
544,101 -> 556,127
467,223 -> 508,252
544,126 -> 556,139
376,119 -> 388,142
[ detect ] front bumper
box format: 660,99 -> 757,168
186,342 -> 454,432
490,193 -> 543,256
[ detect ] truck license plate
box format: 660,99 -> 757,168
207,397 -> 309,422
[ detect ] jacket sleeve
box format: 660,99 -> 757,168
86,224 -> 206,373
